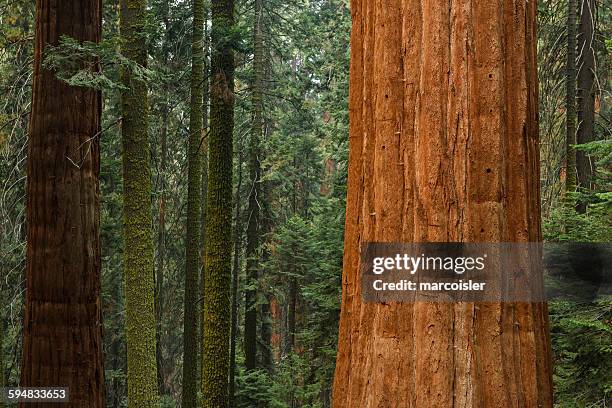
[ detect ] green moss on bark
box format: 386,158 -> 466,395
120,0 -> 159,406
182,0 -> 204,406
201,0 -> 235,406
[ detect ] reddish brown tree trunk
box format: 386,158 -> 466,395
333,0 -> 553,406
21,1 -> 105,407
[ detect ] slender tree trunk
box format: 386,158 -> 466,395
156,2 -> 171,396
244,0 -> 265,373
259,183 -> 273,371
333,1 -> 553,407
199,0 -> 210,392
182,0 -> 205,405
566,0 -> 578,193
20,1 -> 106,406
119,0 -> 159,405
229,140 -> 244,408
576,0 -> 596,210
202,0 -> 235,405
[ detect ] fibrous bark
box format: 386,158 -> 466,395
120,0 -> 159,405
333,0 -> 554,406
20,1 -> 106,406
201,0 -> 235,405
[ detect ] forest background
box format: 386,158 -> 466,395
0,0 -> 611,406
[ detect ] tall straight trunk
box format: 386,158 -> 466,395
244,0 -> 265,372
199,0 -> 210,391
156,2 -> 170,395
576,0 -> 596,207
333,0 -> 554,407
565,0 -> 578,192
229,142 -> 244,408
182,0 -> 205,405
119,0 -> 159,406
20,1 -> 106,406
201,0 -> 235,405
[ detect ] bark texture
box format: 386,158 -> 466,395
333,0 -> 554,406
244,0 -> 265,373
120,0 -> 159,405
182,0 -> 205,405
576,0 -> 596,201
565,0 -> 578,192
21,1 -> 106,406
201,0 -> 235,405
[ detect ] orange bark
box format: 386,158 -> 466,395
333,0 -> 553,406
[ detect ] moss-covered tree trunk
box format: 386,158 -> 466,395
229,140 -> 244,408
244,0 -> 265,373
119,0 -> 159,406
199,0 -> 211,393
565,0 -> 578,193
20,1 -> 106,406
333,0 -> 554,406
576,0 -> 596,209
201,0 -> 235,405
182,0 -> 204,405
198,3 -> 210,388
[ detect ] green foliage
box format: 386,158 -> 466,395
544,138 -> 612,407
43,36 -> 158,90
550,297 -> 612,407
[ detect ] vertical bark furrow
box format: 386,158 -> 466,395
21,1 -> 106,406
333,0 -> 554,406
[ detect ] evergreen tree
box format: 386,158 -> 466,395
119,0 -> 159,405
244,0 -> 265,374
566,0 -> 578,192
201,0 -> 235,405
333,0 -> 554,406
182,0 -> 205,404
576,0 -> 597,208
20,1 -> 106,406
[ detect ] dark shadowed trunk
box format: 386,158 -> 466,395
565,0 -> 578,192
576,0 -> 596,211
244,0 -> 265,373
21,1 -> 106,406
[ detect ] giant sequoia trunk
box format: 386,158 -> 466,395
20,1 -> 106,406
119,0 -> 159,405
333,0 -> 554,407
